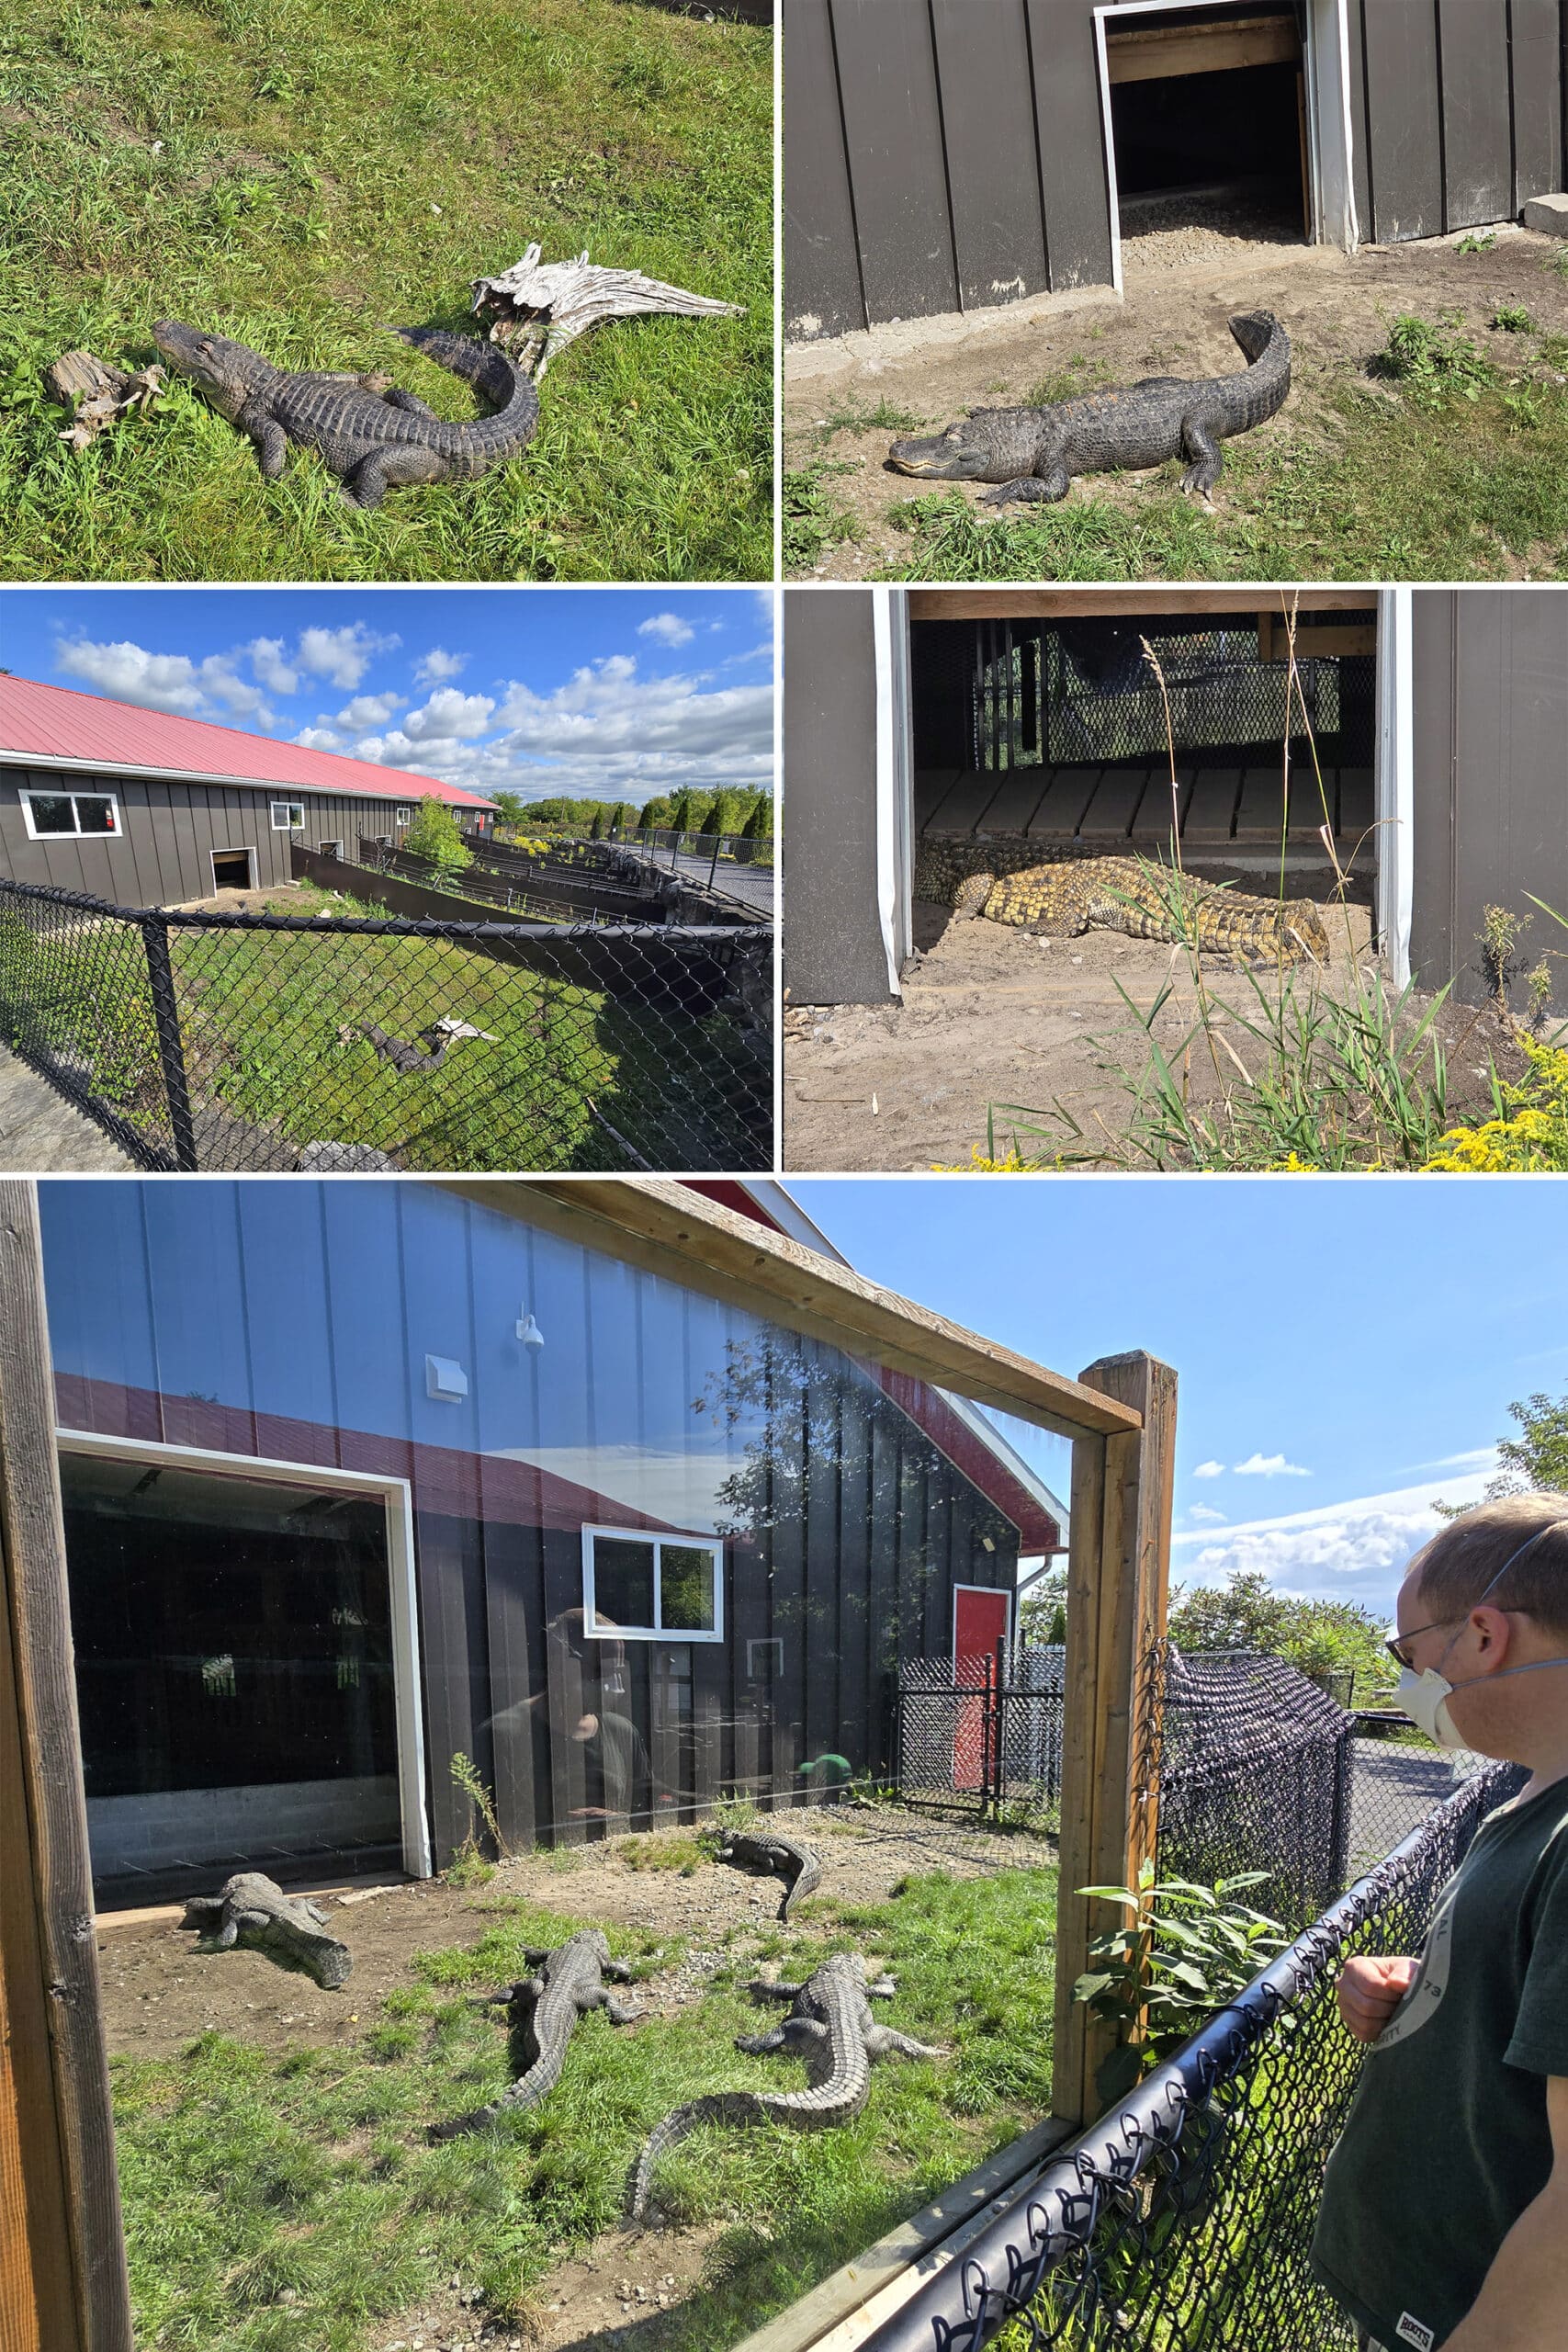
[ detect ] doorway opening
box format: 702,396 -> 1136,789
1100,5 -> 1311,275
210,845 -> 256,892
59,1447 -> 422,1902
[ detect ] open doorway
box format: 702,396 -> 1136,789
58,1441 -> 428,1902
210,845 -> 256,892
1098,3 -> 1312,277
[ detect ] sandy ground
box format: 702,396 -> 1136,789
0,1043 -> 133,1170
784,224 -> 1568,576
783,899 -> 1534,1171
98,1807 -> 1055,2351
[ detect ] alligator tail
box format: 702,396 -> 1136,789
626,2092 -> 773,2222
380,325 -> 541,466
430,2041 -> 566,2140
779,1854 -> 822,1919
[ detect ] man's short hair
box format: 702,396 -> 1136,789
1408,1491 -> 1568,1638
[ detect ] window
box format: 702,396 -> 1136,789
20,789 -> 122,841
395,807 -> 412,826
270,801 -> 305,831
319,840 -> 343,860
581,1525 -> 723,1642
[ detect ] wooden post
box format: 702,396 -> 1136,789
0,1180 -> 134,2352
1051,1351 -> 1178,2131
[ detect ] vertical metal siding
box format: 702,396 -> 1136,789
1437,0 -> 1513,226
1410,591 -> 1568,1010
1027,0 -> 1113,289
829,0 -> 959,323
782,588 -> 893,1004
783,0 -> 867,336
930,1 -> 1050,311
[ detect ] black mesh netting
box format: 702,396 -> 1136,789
865,1759 -> 1526,2352
0,876 -> 772,1172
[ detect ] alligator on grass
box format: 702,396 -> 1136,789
887,311 -> 1291,505
431,1928 -> 639,2139
152,322 -> 539,507
626,1954 -> 945,2222
713,1825 -> 823,1920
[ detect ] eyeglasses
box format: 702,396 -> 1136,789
1383,1615 -> 1460,1671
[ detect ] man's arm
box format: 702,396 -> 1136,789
1443,2075 -> 1568,2351
1336,1954 -> 1416,2041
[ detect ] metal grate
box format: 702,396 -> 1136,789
0,876 -> 772,1173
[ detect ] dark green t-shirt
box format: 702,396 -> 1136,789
1311,1776 -> 1568,2351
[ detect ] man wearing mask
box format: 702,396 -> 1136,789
1310,1495 -> 1568,2350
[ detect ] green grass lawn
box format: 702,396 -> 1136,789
0,0 -> 771,580
0,888 -> 770,1169
869,371 -> 1568,582
111,1864 -> 1059,2351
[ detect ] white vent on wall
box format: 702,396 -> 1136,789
424,1354 -> 468,1402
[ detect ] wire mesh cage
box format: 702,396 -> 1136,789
0,876 -> 772,1173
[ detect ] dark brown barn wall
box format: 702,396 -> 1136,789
1410,591 -> 1568,1010
782,587 -> 892,1005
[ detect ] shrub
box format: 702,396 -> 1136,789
402,797 -> 473,874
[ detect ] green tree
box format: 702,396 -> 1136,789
402,796 -> 473,873
1437,1388 -> 1568,1517
589,810 -> 604,840
1167,1567 -> 1390,1695
740,798 -> 771,842
490,790 -> 528,828
1018,1566 -> 1067,1647
669,790 -> 695,834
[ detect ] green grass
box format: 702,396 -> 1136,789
783,459 -> 860,571
0,0 -> 771,579
871,368 -> 1568,583
111,1864 -> 1059,2350
0,888 -> 767,1169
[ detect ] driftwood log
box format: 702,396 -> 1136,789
44,350 -> 164,450
179,1871 -> 353,1989
470,243 -> 742,377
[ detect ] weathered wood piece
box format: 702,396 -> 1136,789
470,243 -> 742,377
43,351 -> 164,450
179,1873 -> 353,1989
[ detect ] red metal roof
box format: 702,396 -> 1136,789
0,672 -> 496,809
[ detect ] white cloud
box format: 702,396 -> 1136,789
294,726 -> 346,753
1192,1460 -> 1225,1480
55,637 -> 274,724
1169,1472 -> 1495,1616
334,692 -> 408,730
1188,1503 -> 1228,1526
414,647 -> 468,686
754,588 -> 776,629
1233,1452 -> 1311,1477
637,612 -> 695,648
296,624 -> 400,691
400,689 -> 498,742
247,637 -> 299,695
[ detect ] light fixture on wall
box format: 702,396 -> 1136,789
515,1307 -> 546,1351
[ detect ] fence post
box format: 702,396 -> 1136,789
992,1634 -> 1008,1818
1052,1350 -> 1178,2131
138,919 -> 197,1170
707,833 -> 721,889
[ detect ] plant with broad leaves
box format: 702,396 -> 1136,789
1073,1859 -> 1290,2103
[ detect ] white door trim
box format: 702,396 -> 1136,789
1092,0 -> 1356,296
209,844 -> 257,892
57,1429 -> 433,1879
1374,588 -> 1414,988
872,587 -> 913,997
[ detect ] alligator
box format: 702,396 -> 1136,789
431,1928 -> 639,2140
179,1872 -> 352,1988
626,1954 -> 944,2222
887,311 -> 1291,505
915,842 -> 1329,967
713,1825 -> 823,1920
152,321 -> 540,507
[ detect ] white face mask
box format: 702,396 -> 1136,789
1390,1521 -> 1568,1748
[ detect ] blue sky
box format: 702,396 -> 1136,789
792,1177 -> 1568,1620
0,588 -> 774,806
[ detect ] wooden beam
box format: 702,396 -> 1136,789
908,590 -> 1376,623
438,1180 -> 1144,1443
1105,12 -> 1299,83
1051,1351 -> 1178,2131
0,1182 -> 133,2352
1258,615 -> 1379,661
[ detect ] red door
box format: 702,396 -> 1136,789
953,1585 -> 1010,1791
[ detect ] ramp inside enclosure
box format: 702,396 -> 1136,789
912,606 -> 1376,880
1105,5 -> 1312,246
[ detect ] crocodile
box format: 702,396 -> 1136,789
431,1928 -> 639,2140
152,321 -> 540,507
887,311 -> 1291,505
713,1825 -> 823,1920
915,842 -> 1329,967
626,1954 -> 944,2222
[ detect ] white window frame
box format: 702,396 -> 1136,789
395,807 -> 413,826
319,839 -> 344,860
55,1429 -> 433,1879
270,800 -> 306,831
209,845 -> 257,891
19,787 -> 123,842
581,1523 -> 725,1644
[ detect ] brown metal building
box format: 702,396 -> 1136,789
0,673 -> 497,906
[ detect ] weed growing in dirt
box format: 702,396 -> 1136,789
783,462 -> 861,569
110,1860 -> 1057,2351
807,397 -> 921,442
1493,304 -> 1534,333
1374,311 -> 1495,402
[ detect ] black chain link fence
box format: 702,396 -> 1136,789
863,1758 -> 1526,2352
0,875 -> 772,1172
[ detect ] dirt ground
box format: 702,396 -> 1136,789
100,1807 -> 1054,2352
783,899 -> 1532,1171
784,225 -> 1568,576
